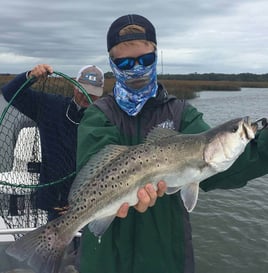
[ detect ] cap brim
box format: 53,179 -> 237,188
79,83 -> 103,96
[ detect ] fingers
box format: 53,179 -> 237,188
157,180 -> 167,197
116,202 -> 129,218
29,64 -> 53,79
116,181 -> 167,218
134,181 -> 167,213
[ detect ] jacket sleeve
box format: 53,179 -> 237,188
1,72 -> 41,120
76,105 -> 121,171
180,103 -> 210,133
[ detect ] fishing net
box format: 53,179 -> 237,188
0,72 -> 91,239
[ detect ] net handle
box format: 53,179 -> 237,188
0,70 -> 93,126
53,70 -> 93,104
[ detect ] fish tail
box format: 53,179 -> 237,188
5,219 -> 70,273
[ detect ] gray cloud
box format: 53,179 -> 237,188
0,0 -> 268,75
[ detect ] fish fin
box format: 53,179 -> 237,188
88,215 -> 116,237
6,219 -> 68,273
145,127 -> 179,143
166,186 -> 181,194
180,183 -> 200,212
69,144 -> 128,204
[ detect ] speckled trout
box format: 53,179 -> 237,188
6,117 -> 258,273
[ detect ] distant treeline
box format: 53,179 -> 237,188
2,72 -> 268,82
105,72 -> 268,82
158,73 -> 268,82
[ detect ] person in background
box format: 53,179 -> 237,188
1,64 -> 104,221
76,14 -> 268,273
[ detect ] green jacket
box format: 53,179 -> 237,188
76,86 -> 268,273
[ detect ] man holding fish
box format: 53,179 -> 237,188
75,14 -> 268,273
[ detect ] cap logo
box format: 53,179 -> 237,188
83,73 -> 96,82
80,73 -> 99,86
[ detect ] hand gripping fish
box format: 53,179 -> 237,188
6,116 -> 258,273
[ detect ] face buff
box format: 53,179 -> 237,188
110,57 -> 158,116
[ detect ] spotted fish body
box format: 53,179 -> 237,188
6,117 -> 257,273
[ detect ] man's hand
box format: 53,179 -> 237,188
28,64 -> 53,79
116,180 -> 167,218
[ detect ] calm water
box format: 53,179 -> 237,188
189,88 -> 268,273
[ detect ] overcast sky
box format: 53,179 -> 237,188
1,0 -> 268,76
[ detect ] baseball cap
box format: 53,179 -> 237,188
76,65 -> 104,96
107,14 -> 157,52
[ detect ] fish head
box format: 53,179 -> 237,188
204,116 -> 257,172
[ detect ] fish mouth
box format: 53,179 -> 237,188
251,117 -> 268,132
242,116 -> 258,140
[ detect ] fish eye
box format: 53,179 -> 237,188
232,125 -> 239,133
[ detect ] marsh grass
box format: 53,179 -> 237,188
1,75 -> 268,100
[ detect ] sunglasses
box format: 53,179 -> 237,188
113,52 -> 156,70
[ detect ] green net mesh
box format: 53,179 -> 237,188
0,72 -> 89,239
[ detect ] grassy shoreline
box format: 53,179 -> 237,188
1,75 -> 268,100
103,78 -> 268,99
